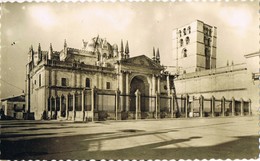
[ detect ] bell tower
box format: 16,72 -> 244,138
172,20 -> 217,74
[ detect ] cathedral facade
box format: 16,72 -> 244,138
25,37 -> 173,120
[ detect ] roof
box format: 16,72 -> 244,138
120,55 -> 163,70
1,94 -> 25,102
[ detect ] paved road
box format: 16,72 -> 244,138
0,116 -> 258,160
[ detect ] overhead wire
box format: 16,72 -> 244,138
0,78 -> 24,92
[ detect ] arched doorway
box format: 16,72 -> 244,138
129,75 -> 150,113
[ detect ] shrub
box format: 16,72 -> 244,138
121,111 -> 129,120
160,108 -> 168,118
98,111 -> 109,121
141,112 -> 149,119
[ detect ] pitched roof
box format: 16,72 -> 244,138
1,94 -> 25,102
121,55 -> 163,70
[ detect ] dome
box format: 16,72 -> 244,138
84,37 -> 114,56
112,44 -> 118,50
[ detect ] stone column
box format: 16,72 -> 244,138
171,90 -> 174,118
248,99 -> 252,116
211,96 -> 215,117
119,72 -> 124,93
119,71 -> 124,110
155,92 -> 159,119
231,97 -> 235,116
73,72 -> 76,88
91,87 -> 95,122
79,73 -> 82,88
158,92 -> 161,119
99,73 -> 103,89
66,94 -> 69,120
157,76 -> 161,94
240,98 -> 244,116
51,70 -> 56,86
54,96 -> 57,119
125,72 -> 129,111
45,88 -> 49,114
72,92 -> 76,121
50,97 -> 53,119
115,89 -> 120,120
152,75 -> 156,112
82,90 -> 85,121
185,94 -> 189,118
222,96 -> 225,117
199,95 -> 204,118
59,95 -> 62,118
135,89 -> 141,120
190,96 -> 195,117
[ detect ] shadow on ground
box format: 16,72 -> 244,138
1,130 -> 258,160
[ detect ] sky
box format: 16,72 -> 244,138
1,1 -> 258,98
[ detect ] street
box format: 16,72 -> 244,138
0,116 -> 258,159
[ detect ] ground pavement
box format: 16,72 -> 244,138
0,116 -> 258,160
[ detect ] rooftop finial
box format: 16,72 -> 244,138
64,39 -> 67,48
152,47 -> 156,61
120,39 -> 124,59
30,45 -> 33,52
156,48 -> 160,63
48,43 -> 53,60
125,41 -> 129,58
38,43 -> 41,52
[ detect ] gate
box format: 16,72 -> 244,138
159,95 -> 172,119
140,95 -> 156,119
95,91 -> 116,121
203,98 -> 211,117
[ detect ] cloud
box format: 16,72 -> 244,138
75,7 -> 135,32
218,6 -> 253,36
28,5 -> 58,30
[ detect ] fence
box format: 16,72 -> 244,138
47,88 -> 252,121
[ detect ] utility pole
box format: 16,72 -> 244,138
172,74 -> 181,118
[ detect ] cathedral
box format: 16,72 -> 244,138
25,36 -> 173,120
25,20 -> 258,121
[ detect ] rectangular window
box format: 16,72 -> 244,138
39,74 -> 41,87
61,78 -> 67,86
34,80 -> 36,85
106,82 -> 111,89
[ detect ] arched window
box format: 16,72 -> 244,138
209,29 -> 212,36
183,28 -> 186,35
182,48 -> 187,58
205,48 -> 210,69
180,39 -> 184,47
204,27 -> 208,35
86,78 -> 90,88
179,30 -> 182,37
208,38 -> 211,46
187,26 -> 191,34
204,36 -> 208,46
185,37 -> 190,45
